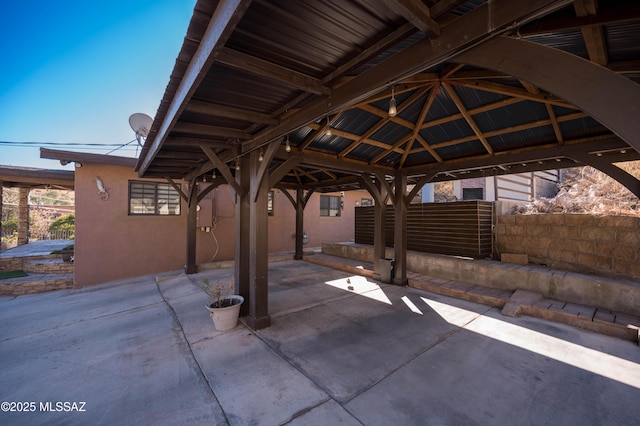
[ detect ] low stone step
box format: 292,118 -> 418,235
521,296 -> 640,344
409,274 -> 512,309
0,273 -> 74,296
23,257 -> 74,274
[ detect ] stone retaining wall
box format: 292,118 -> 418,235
0,255 -> 71,274
24,259 -> 74,274
497,214 -> 640,279
0,258 -> 23,273
0,277 -> 73,295
322,242 -> 640,316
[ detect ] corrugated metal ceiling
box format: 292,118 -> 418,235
137,0 -> 640,191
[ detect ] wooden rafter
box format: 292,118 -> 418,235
410,84 -> 442,163
574,0 -> 608,66
241,0 -> 574,154
201,145 -> 245,196
138,0 -> 252,175
382,0 -> 440,37
442,82 -> 494,155
414,111 -> 588,154
322,23 -> 416,85
299,114 -> 338,151
341,87 -> 431,160
415,134 -> 444,163
450,79 -> 576,109
520,79 -> 564,144
421,96 -> 524,130
292,167 -> 319,182
186,100 -> 278,125
173,122 -> 250,140
216,48 -> 330,96
371,135 -> 413,165
518,2 -> 640,36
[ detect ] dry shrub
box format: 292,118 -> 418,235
513,161 -> 640,216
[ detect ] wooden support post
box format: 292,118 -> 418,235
373,179 -> 387,276
294,187 -> 304,260
185,180 -> 198,274
17,187 -> 29,246
235,156 -> 251,316
247,149 -> 271,329
393,170 -> 408,286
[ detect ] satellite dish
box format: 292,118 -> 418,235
129,113 -> 153,146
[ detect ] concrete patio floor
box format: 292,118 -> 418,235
1,260 -> 639,425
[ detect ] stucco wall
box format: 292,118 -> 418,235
194,186 -> 361,265
497,214 -> 640,279
74,163 -> 188,286
74,162 -> 362,286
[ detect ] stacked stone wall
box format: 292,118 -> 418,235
497,214 -> 640,279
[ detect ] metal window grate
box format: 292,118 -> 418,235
129,181 -> 181,215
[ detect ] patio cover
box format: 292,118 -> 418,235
136,0 -> 640,329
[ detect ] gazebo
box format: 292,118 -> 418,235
136,0 -> 640,329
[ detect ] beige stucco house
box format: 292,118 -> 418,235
41,148 -> 366,286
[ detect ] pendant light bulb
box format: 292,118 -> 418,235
325,117 -> 332,136
388,86 -> 397,117
235,161 -> 240,171
285,135 -> 291,153
258,149 -> 264,162
212,168 -> 216,179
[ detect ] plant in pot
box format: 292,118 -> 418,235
203,277 -> 244,332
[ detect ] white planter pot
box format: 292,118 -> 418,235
206,295 -> 244,331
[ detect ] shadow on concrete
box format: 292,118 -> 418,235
1,259 -> 639,425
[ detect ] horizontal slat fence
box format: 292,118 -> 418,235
355,201 -> 494,258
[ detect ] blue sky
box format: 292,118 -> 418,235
0,0 -> 196,169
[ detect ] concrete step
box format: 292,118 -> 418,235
304,251 -> 640,344
516,291 -> 640,343
0,273 -> 74,296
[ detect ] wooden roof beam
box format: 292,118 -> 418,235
454,35 -> 640,156
172,123 -> 250,140
186,100 -> 278,125
442,82 -> 494,155
574,0 -> 608,66
520,79 -> 564,143
138,0 -> 252,175
216,48 -> 330,96
517,2 -> 640,36
450,79 -> 576,108
201,145 -> 245,196
241,0 -> 574,155
404,136 -> 630,175
382,0 -> 440,37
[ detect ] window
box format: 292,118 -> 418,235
129,181 -> 181,215
267,191 -> 274,216
463,188 -> 484,200
320,195 -> 341,217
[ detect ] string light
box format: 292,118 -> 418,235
325,117 -> 332,136
388,85 -> 397,117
